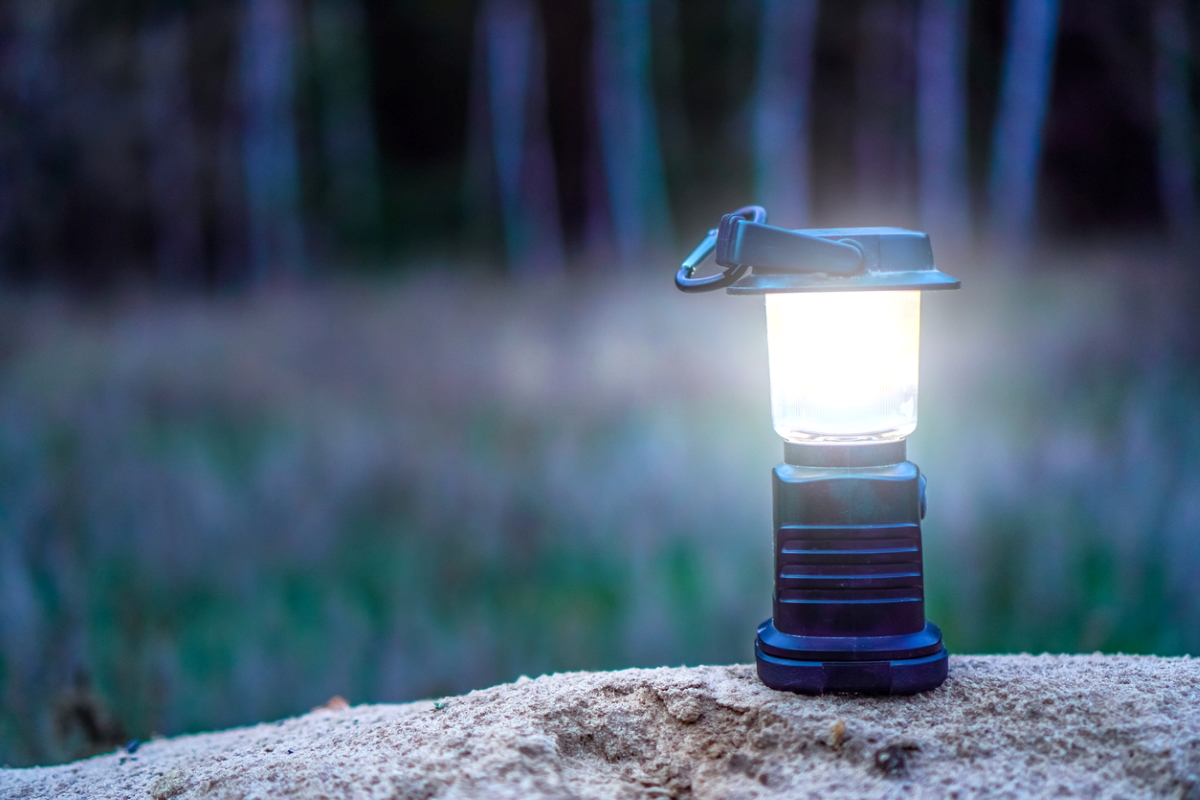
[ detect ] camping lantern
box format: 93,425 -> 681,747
676,206 -> 959,695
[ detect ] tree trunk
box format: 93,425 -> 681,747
916,0 -> 971,250
592,0 -> 672,265
753,0 -> 819,229
0,0 -> 61,280
987,0 -> 1061,251
139,10 -> 205,288
483,0 -> 563,275
1153,0 -> 1197,243
239,0 -> 306,283
308,0 -> 383,259
855,0 -> 918,226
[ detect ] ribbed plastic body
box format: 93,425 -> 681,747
772,459 -> 925,635
754,442 -> 948,695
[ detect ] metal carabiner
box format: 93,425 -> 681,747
674,206 -> 766,293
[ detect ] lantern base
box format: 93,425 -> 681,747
754,618 -> 948,695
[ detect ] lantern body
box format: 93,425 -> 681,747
765,291 -> 920,443
676,218 -> 958,695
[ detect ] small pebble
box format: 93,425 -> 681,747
125,740 -> 140,754
827,720 -> 846,748
875,745 -> 908,777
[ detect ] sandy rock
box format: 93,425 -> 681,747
5,655 -> 1200,799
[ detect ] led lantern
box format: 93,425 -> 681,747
676,206 -> 959,695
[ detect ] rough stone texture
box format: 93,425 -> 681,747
4,656 -> 1199,799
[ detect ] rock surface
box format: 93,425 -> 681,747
4,655 -> 1200,799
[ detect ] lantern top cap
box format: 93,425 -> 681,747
725,225 -> 960,294
674,206 -> 960,294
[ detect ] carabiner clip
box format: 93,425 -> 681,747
674,206 -> 766,293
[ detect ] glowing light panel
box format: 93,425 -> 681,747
765,291 -> 920,443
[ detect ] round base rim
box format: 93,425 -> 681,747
755,641 -> 949,695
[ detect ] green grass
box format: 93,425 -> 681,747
0,257 -> 1197,766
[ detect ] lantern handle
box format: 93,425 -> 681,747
675,206 -> 767,293
676,206 -> 873,294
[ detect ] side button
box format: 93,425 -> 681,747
918,473 -> 927,520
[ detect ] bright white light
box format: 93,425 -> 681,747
765,291 -> 920,443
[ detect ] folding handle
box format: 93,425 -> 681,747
718,221 -> 863,274
675,206 -> 865,294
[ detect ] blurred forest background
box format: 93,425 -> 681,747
1,0 -> 1199,768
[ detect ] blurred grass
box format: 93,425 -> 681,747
1,255 -> 1198,766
